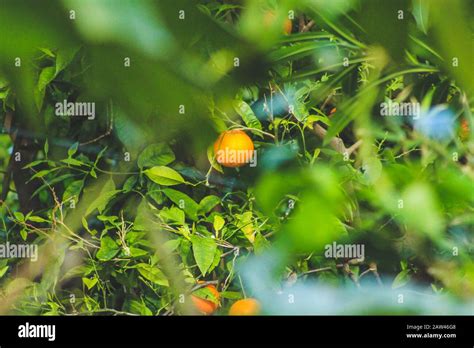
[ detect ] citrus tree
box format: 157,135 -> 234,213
0,0 -> 473,315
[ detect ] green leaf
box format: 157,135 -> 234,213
31,169 -> 53,180
134,200 -> 153,230
268,42 -> 338,62
35,66 -> 56,110
137,143 -> 175,169
0,266 -> 9,278
162,188 -> 199,221
82,277 -> 98,290
129,299 -> 153,316
61,158 -> 85,166
136,263 -> 169,287
400,183 -> 443,238
123,176 -> 137,192
361,157 -> 383,184
163,239 -> 181,252
27,216 -> 48,223
86,178 -> 118,215
192,286 -> 219,304
199,195 -> 220,215
412,0 -> 430,34
0,88 -> 9,100
32,173 -> 77,198
219,291 -> 243,300
125,231 -> 146,245
97,215 -> 118,224
20,229 -> 27,241
39,47 -> 55,58
63,180 -> 84,203
144,166 -> 185,186
147,189 -> 163,206
233,99 -> 262,133
13,211 -> 25,222
324,67 -> 437,142
44,140 -> 49,157
22,160 -> 49,170
291,99 -> 309,122
37,66 -> 56,91
235,211 -> 255,243
207,146 -> 223,173
253,233 -> 271,254
191,235 -> 217,276
114,110 -> 145,157
96,236 -> 119,261
392,269 -> 411,289
68,142 -> 79,157
159,206 -> 185,225
56,46 -> 80,75
129,247 -> 148,258
209,248 -> 222,274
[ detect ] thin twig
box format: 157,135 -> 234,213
301,20 -> 315,33
80,100 -> 114,146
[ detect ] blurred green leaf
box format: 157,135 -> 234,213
136,263 -> 169,287
85,177 -> 118,215
233,99 -> 262,133
162,188 -> 199,221
137,143 -> 175,169
400,183 -> 444,238
392,269 -> 411,289
82,277 -> 98,290
198,195 -> 220,215
235,211 -> 255,243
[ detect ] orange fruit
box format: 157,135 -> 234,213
213,130 -> 255,168
283,18 -> 292,35
263,11 -> 292,35
460,118 -> 470,141
191,284 -> 220,315
229,298 -> 261,316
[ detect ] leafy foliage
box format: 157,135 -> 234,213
0,0 -> 473,316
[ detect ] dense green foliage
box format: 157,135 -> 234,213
0,0 -> 473,315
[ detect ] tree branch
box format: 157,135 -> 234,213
301,20 -> 315,33
312,123 -> 363,156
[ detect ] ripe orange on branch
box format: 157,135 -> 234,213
214,130 -> 255,168
263,11 -> 292,35
229,298 -> 261,315
191,284 -> 220,315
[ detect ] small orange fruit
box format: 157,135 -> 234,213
263,11 -> 292,35
214,130 -> 255,168
283,18 -> 292,35
191,284 -> 220,315
460,118 -> 470,141
229,298 -> 261,316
